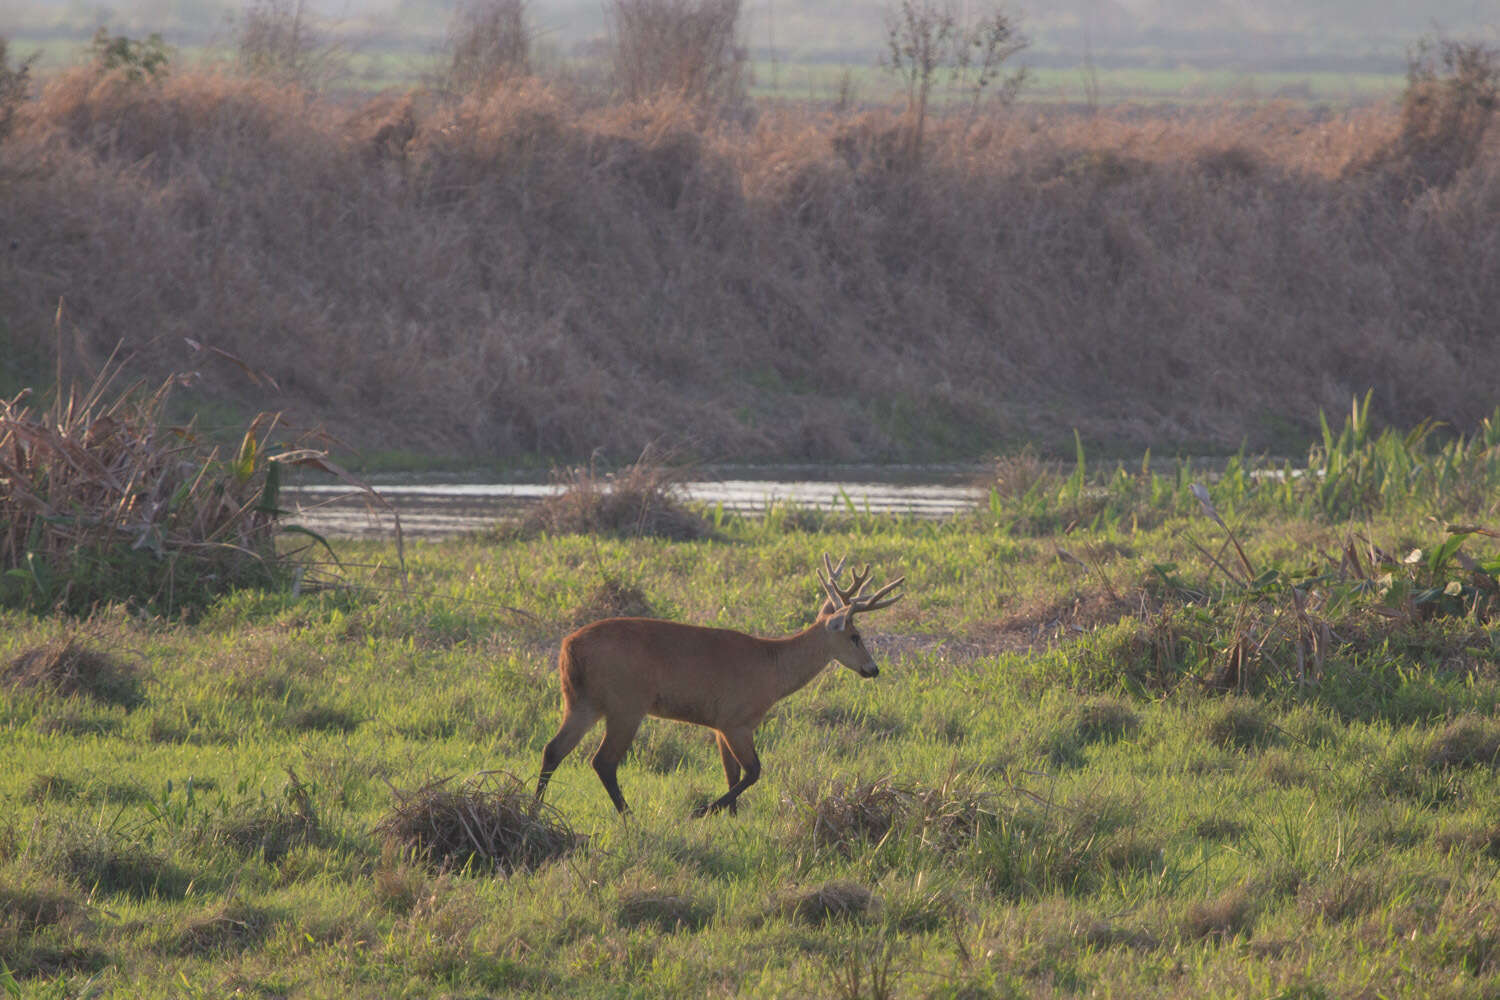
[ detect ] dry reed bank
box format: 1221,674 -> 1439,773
1,65 -> 1497,463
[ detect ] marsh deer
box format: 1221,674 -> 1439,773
533,555 -> 904,816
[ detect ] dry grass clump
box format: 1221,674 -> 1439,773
793,771 -> 999,858
1426,716 -> 1500,769
522,455 -> 711,540
376,772 -> 580,874
794,776 -> 909,856
2,636 -> 144,708
1297,870 -> 1386,923
1182,885 -> 1257,941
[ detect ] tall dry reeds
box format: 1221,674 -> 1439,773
0,356 -> 290,614
1,54 -> 1497,464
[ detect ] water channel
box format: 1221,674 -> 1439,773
283,466 -> 989,540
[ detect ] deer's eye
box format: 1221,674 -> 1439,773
850,632 -> 862,644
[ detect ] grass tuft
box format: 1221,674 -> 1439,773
617,890 -> 712,932
55,831 -> 192,900
376,772 -> 580,874
784,880 -> 877,926
214,770 -> 321,864
1426,716 -> 1500,769
2,636 -> 143,708
169,899 -> 277,956
1204,699 -> 1277,752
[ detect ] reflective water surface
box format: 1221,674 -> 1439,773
283,468 -> 988,539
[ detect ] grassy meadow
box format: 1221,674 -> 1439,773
4,406 -> 1500,998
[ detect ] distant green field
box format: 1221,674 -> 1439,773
10,27 -> 1404,105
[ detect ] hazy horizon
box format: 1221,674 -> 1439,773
6,0 -> 1495,72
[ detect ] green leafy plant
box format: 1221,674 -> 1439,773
88,28 -> 171,82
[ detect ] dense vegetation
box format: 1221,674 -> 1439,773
2,400 -> 1499,996
1,25 -> 1497,466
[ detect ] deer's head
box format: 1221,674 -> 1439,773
816,553 -> 904,678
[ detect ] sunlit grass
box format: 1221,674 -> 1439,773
3,446 -> 1499,995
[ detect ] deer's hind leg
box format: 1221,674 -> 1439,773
535,703 -> 602,805
590,712 -> 644,814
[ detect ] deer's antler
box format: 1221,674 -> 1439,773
820,552 -> 904,614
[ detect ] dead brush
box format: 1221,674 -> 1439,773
520,451 -> 711,540
377,772 -> 580,875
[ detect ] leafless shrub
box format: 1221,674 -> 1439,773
441,0 -> 530,96
882,0 -> 1027,163
376,772 -> 580,874
607,0 -> 746,110
234,0 -> 346,91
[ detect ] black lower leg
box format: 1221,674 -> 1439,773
594,761 -> 630,814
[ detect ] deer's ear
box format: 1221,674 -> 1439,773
825,610 -> 851,632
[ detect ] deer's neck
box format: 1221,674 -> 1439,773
765,624 -> 835,703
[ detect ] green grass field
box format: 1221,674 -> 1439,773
4,409 -> 1500,997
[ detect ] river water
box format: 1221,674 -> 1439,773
283,468 -> 988,539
